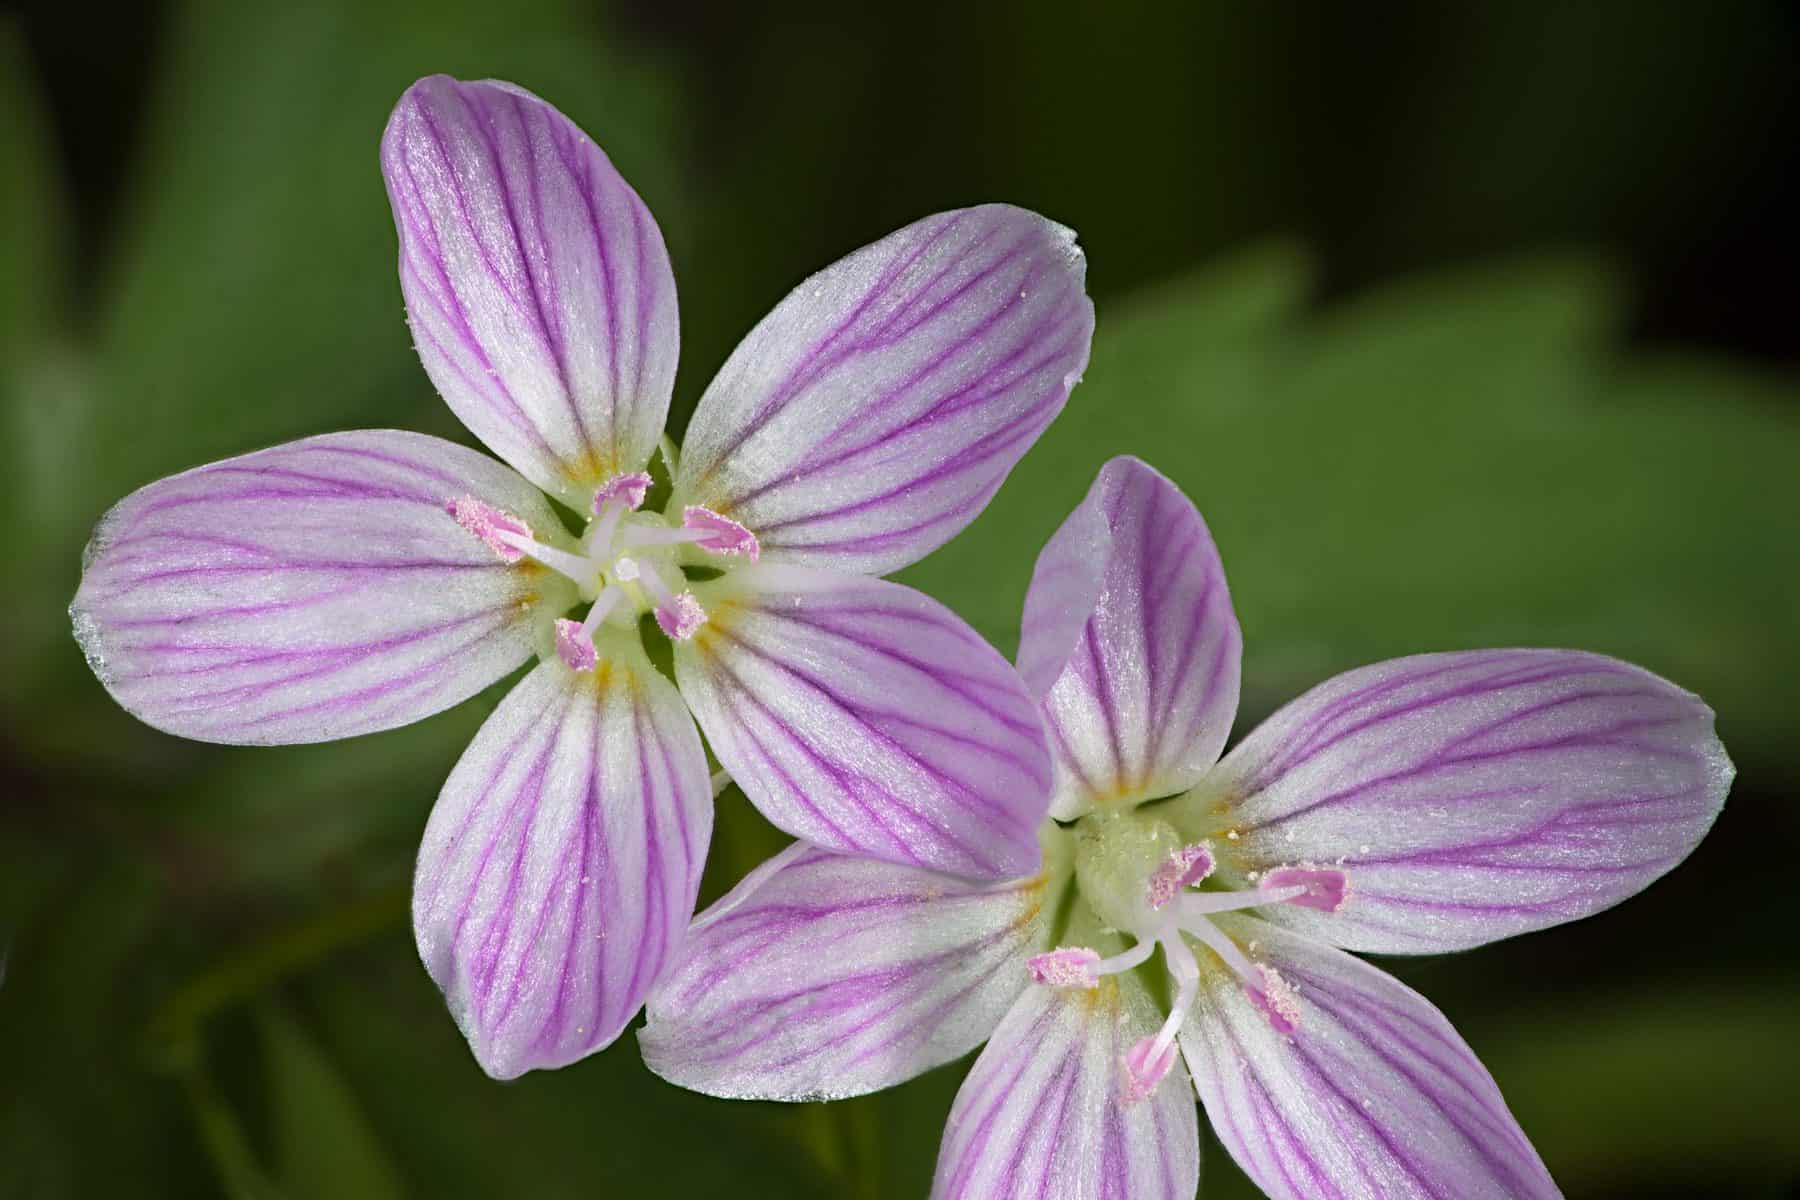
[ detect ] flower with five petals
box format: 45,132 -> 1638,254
70,75 -> 1093,1079
641,455 -> 1732,1198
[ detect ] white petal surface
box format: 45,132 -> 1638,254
1022,456 -> 1241,818
933,975 -> 1200,1200
672,204 -> 1094,576
675,564 -> 1051,879
1197,649 -> 1732,953
414,649 -> 711,1079
640,843 -> 1060,1100
1181,917 -> 1559,1200
383,75 -> 679,505
71,430 -> 570,745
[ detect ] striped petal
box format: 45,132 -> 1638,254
1181,916 -> 1559,1200
675,564 -> 1052,880
1022,456 -> 1242,819
640,842 -> 1062,1100
932,974 -> 1200,1200
382,75 -> 679,506
70,430 -> 571,745
671,205 -> 1094,576
1195,650 -> 1732,953
414,648 -> 711,1079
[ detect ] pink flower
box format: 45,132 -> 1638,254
70,76 -> 1094,1079
641,456 -> 1732,1199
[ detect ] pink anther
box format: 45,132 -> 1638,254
1261,865 -> 1350,913
554,618 -> 597,672
655,592 -> 708,641
446,496 -> 531,563
1144,842 -> 1215,909
592,471 -> 652,513
1027,947 -> 1102,989
1249,966 -> 1302,1035
682,506 -> 760,561
1122,1034 -> 1178,1104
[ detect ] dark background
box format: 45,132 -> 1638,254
3,2 -> 1796,1197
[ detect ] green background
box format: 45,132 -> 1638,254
3,2 -> 1796,1196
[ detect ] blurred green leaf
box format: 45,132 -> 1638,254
306,947 -> 836,1199
259,1005 -> 403,1200
0,20 -> 65,352
906,246 -> 1799,758
1481,980 -> 1800,1192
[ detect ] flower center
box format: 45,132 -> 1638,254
446,472 -> 759,669
1030,808 -> 1349,1104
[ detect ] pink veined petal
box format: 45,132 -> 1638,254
1180,916 -> 1560,1200
382,75 -> 679,506
671,204 -> 1094,577
70,430 -> 572,745
639,843 -> 1061,1100
674,564 -> 1052,880
413,648 -> 712,1080
1022,456 -> 1242,819
1200,649 -> 1733,953
932,973 -> 1200,1200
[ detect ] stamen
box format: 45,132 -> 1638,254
655,593 -> 708,640
1144,842 -> 1214,909
682,506 -> 760,561
1176,886 -> 1309,917
1028,937 -> 1156,990
1250,967 -> 1302,1035
553,619 -> 597,672
622,525 -> 710,548
629,558 -> 709,641
1181,915 -> 1303,1034
1122,1036 -> 1178,1105
1259,866 -> 1350,913
1027,947 -> 1101,989
592,471 -> 652,514
446,496 -> 530,563
554,590 -> 626,672
449,496 -> 594,582
1122,932 -> 1198,1105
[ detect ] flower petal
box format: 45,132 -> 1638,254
1181,916 -> 1559,1200
382,75 -> 678,505
1022,456 -> 1242,819
671,205 -> 1094,576
932,975 -> 1200,1200
413,648 -> 711,1079
639,842 -> 1061,1100
1196,649 -> 1732,953
675,564 -> 1052,879
70,430 -> 571,745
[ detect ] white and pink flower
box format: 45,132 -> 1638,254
641,456 -> 1733,1199
69,75 -> 1094,1080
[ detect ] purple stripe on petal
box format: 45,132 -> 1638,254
1181,917 -> 1561,1200
1021,456 -> 1243,819
675,564 -> 1052,880
382,76 -> 679,505
1201,649 -> 1732,953
672,205 -> 1094,577
414,649 -> 711,1080
640,844 -> 1057,1100
71,430 -> 571,745
932,975 -> 1199,1200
